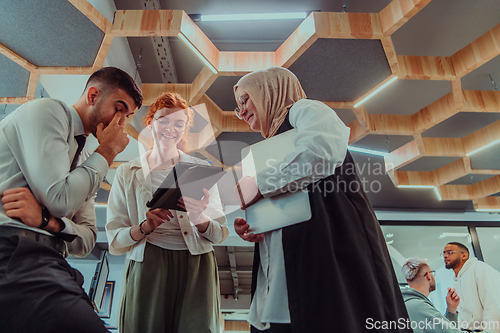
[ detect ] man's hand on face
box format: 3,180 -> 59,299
95,112 -> 130,165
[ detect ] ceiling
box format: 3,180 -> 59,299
2,0 -> 500,211
1,0 -> 500,322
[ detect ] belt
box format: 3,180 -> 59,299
0,226 -> 67,257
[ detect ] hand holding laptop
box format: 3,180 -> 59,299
234,217 -> 264,242
234,176 -> 265,241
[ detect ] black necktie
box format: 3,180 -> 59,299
70,135 -> 86,171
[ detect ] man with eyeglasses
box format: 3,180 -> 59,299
443,242 -> 500,333
401,257 -> 462,332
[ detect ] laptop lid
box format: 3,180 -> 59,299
241,129 -> 311,234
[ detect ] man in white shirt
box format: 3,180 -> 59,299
443,242 -> 500,333
0,67 -> 142,333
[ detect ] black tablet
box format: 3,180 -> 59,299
146,162 -> 226,212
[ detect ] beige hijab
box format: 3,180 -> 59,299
234,67 -> 307,138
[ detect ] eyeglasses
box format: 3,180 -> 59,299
424,270 -> 436,277
234,94 -> 249,120
440,250 -> 464,258
154,116 -> 187,132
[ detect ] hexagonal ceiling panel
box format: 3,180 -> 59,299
364,79 -> 451,115
469,141 -> 500,170
288,38 -> 391,101
446,174 -> 496,185
391,0 -> 500,56
333,108 -> 356,125
0,55 -> 30,97
206,76 -> 242,111
170,38 -> 205,83
398,156 -> 462,172
350,152 -> 473,210
351,134 -> 414,153
461,53 -> 500,91
206,132 -> 264,166
422,112 -> 500,138
0,0 -> 104,66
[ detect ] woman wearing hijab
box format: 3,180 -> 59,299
233,67 -> 410,332
106,92 -> 228,333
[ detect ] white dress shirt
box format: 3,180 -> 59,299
0,98 -> 109,256
106,150 -> 229,261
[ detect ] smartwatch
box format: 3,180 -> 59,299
40,206 -> 50,229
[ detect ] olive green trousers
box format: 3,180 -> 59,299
119,243 -> 221,333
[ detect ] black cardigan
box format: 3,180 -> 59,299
250,113 -> 411,332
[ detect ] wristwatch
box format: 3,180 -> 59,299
40,206 -> 50,229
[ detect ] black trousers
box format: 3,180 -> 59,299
0,235 -> 109,333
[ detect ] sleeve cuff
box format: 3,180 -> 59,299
115,227 -> 138,247
445,311 -> 458,322
199,220 -> 221,243
59,217 -> 72,233
84,152 -> 110,177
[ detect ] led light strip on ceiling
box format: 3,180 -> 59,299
347,146 -> 388,157
433,187 -> 442,201
354,76 -> 398,108
466,138 -> 500,156
201,12 -> 307,22
178,33 -> 218,74
397,185 -> 435,189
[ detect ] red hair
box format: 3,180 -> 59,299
144,92 -> 194,151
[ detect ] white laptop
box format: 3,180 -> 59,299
241,129 -> 311,234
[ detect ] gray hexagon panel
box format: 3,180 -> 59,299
0,0 -> 104,67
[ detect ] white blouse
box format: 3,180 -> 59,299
248,99 -> 350,330
106,150 -> 229,262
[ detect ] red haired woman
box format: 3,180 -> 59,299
106,92 -> 228,333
